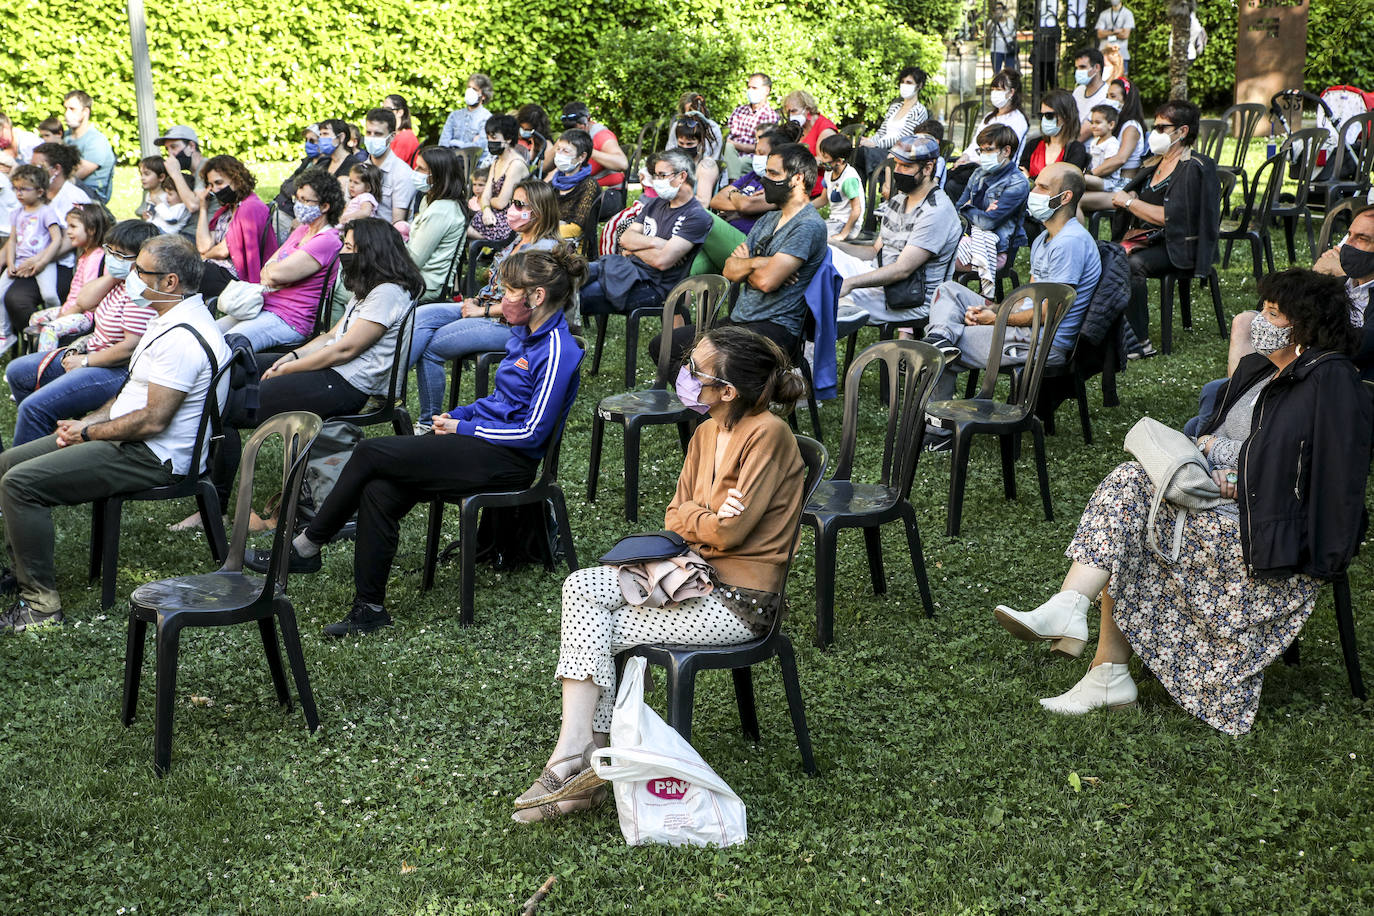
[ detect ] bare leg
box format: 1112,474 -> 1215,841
1090,590 -> 1133,667
513,676 -> 605,823
1227,310 -> 1257,377
1061,561 -> 1109,601
1076,190 -> 1117,227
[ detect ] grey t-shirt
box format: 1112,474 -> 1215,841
880,188 -> 962,296
331,282 -> 412,395
731,206 -> 828,336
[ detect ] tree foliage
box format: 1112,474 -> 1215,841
0,0 -> 952,164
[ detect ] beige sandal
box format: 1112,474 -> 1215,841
513,785 -> 608,823
514,746 -> 607,812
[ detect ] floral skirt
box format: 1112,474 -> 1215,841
1067,461 -> 1320,736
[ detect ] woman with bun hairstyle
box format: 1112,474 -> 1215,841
513,326 -> 808,823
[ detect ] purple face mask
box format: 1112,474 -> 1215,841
674,365 -> 711,414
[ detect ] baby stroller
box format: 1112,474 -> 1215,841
1269,87 -> 1374,215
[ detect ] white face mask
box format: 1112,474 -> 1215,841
751,154 -> 769,175
554,152 -> 577,172
1103,98 -> 1123,111
1147,129 -> 1175,156
65,111 -> 83,130
990,89 -> 1011,109
651,176 -> 678,199
899,82 -> 917,100
789,113 -> 806,127
464,87 -> 481,107
977,151 -> 1003,172
746,87 -> 768,106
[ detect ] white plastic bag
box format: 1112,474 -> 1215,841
590,656 -> 747,847
217,280 -> 265,321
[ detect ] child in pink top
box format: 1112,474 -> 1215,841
26,204 -> 111,351
341,163 -> 380,223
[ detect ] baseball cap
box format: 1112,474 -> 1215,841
154,125 -> 199,146
889,134 -> 940,163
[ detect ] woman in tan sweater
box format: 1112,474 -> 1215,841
514,326 -> 807,823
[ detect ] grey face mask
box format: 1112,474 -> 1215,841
1250,311 -> 1293,355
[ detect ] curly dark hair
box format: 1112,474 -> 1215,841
31,142 -> 80,178
486,114 -> 519,144
516,104 -> 551,142
294,167 -> 347,225
1257,268 -> 1361,355
340,217 -> 424,300
200,154 -> 256,194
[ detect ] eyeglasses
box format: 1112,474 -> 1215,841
651,171 -> 678,180
687,356 -> 728,387
133,264 -> 171,280
294,196 -> 318,206
509,199 -> 530,209
1152,123 -> 1178,131
102,246 -> 133,260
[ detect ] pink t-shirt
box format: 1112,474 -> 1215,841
62,248 -> 106,314
261,224 -> 342,336
87,284 -> 157,352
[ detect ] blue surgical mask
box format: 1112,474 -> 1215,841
413,175 -> 430,194
1074,69 -> 1093,87
304,140 -> 320,158
294,201 -> 323,224
1026,190 -> 1066,222
105,254 -> 132,279
319,136 -> 337,155
674,366 -> 711,414
1041,115 -> 1061,137
364,135 -> 390,158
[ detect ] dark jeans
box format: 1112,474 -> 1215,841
650,317 -> 800,371
213,367 -> 369,506
579,260 -> 663,317
304,434 -> 537,605
4,266 -> 73,332
1127,243 -> 1181,343
1183,377 -> 1228,439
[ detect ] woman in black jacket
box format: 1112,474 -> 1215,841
992,268 -> 1371,735
1109,98 -> 1220,358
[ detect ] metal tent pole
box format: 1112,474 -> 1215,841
127,0 -> 158,157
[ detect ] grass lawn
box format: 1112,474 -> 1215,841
0,163 -> 1371,914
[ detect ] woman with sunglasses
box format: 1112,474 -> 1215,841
5,219 -> 160,445
1019,89 -> 1090,182
408,178 -> 563,430
513,326 -> 807,823
244,247 -> 586,639
1109,98 -> 1220,360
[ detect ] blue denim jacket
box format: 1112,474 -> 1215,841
957,159 -> 1029,253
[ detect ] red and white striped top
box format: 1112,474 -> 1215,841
87,284 -> 157,353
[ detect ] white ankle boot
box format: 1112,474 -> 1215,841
1040,662 -> 1138,714
994,590 -> 1091,658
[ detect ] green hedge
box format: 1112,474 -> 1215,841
0,0 -> 952,166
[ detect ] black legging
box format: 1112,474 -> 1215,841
4,267 -> 73,331
649,317 -> 800,371
303,434 -> 537,605
213,367 -> 370,506
1127,243 -> 1183,343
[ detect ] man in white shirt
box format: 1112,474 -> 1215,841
1071,47 -> 1111,140
0,235 -> 230,631
1095,1 -> 1135,74
363,108 -> 415,225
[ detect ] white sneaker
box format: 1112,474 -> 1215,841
994,590 -> 1091,658
1040,662 -> 1138,714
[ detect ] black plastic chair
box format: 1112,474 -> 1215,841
949,99 -> 983,154
926,282 -> 1075,537
89,346 -> 252,610
329,301 -> 417,436
1312,112 -> 1374,210
851,160 -> 894,244
616,434 -> 827,773
1195,118 -> 1227,163
121,411 -> 323,775
462,236 -> 513,300
1269,127 -> 1327,264
310,258 -> 341,336
419,342 -> 585,624
1158,266 -> 1226,355
1221,151 -> 1285,282
1316,198 -> 1370,255
586,275 -> 728,522
1215,102 -> 1267,204
802,340 -> 944,647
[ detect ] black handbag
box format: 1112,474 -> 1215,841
599,530 -> 689,565
883,269 -> 927,311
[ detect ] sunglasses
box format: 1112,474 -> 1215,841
1152,122 -> 1179,131
687,356 -> 728,387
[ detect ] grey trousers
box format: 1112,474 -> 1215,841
925,281 -> 1067,402
0,435 -> 174,612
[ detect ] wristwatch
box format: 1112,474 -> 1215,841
81,426 -> 92,442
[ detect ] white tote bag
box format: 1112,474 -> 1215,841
217,280 -> 265,321
590,656 -> 747,847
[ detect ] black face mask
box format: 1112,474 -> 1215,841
1339,243 -> 1374,281
210,186 -> 239,207
891,170 -> 919,194
174,150 -> 193,172
760,174 -> 792,205
338,252 -> 357,273
487,140 -> 505,157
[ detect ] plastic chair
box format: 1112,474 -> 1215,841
949,99 -> 982,154
1215,102 -> 1267,203
616,434 -> 827,773
586,275 -> 727,522
1311,111 -> 1374,210
1269,127 -> 1328,264
1195,119 -> 1227,163
1220,151 -> 1286,282
802,340 -> 944,647
419,345 -> 585,624
1316,198 -> 1370,255
851,160 -> 894,244
310,259 -> 341,336
329,301 -> 416,436
89,346 -> 252,610
121,411 -> 323,775
926,283 -> 1075,537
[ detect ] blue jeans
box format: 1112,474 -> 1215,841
410,306 -> 512,419
578,260 -> 663,317
5,352 -> 129,446
216,309 -> 306,352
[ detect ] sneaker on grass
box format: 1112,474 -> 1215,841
0,600 -> 63,633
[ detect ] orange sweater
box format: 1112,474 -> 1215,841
664,410 -> 805,594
